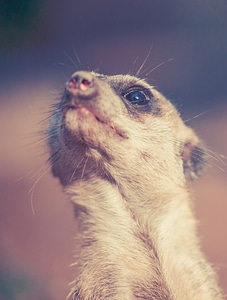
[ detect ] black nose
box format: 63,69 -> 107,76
67,71 -> 94,91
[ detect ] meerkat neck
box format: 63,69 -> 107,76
66,177 -> 221,300
67,178 -> 171,299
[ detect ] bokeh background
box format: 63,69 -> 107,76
0,1 -> 227,299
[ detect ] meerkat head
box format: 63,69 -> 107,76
48,71 -> 206,187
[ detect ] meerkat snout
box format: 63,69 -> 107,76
67,71 -> 94,91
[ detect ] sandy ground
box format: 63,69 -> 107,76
0,81 -> 227,299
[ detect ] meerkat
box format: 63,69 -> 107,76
47,70 -> 222,299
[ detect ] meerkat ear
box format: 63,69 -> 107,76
181,138 -> 207,182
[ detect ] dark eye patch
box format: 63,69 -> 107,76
122,87 -> 152,108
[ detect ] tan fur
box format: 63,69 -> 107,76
48,71 -> 222,299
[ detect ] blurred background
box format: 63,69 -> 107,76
0,0 -> 227,299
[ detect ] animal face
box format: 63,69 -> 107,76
48,71 -> 205,186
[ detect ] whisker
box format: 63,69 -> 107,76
205,149 -> 226,165
184,111 -> 210,123
72,47 -> 82,66
46,150 -> 60,165
195,146 -> 226,166
55,62 -> 75,72
135,46 -> 153,77
129,55 -> 140,76
64,51 -> 79,69
70,157 -> 86,183
144,58 -> 174,78
81,156 -> 89,180
28,163 -> 53,215
191,151 -> 213,168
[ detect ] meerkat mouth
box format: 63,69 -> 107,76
63,105 -> 126,138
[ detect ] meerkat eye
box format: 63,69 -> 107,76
123,89 -> 150,107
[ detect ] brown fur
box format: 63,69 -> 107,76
47,71 -> 222,299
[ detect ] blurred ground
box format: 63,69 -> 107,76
0,1 -> 227,299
